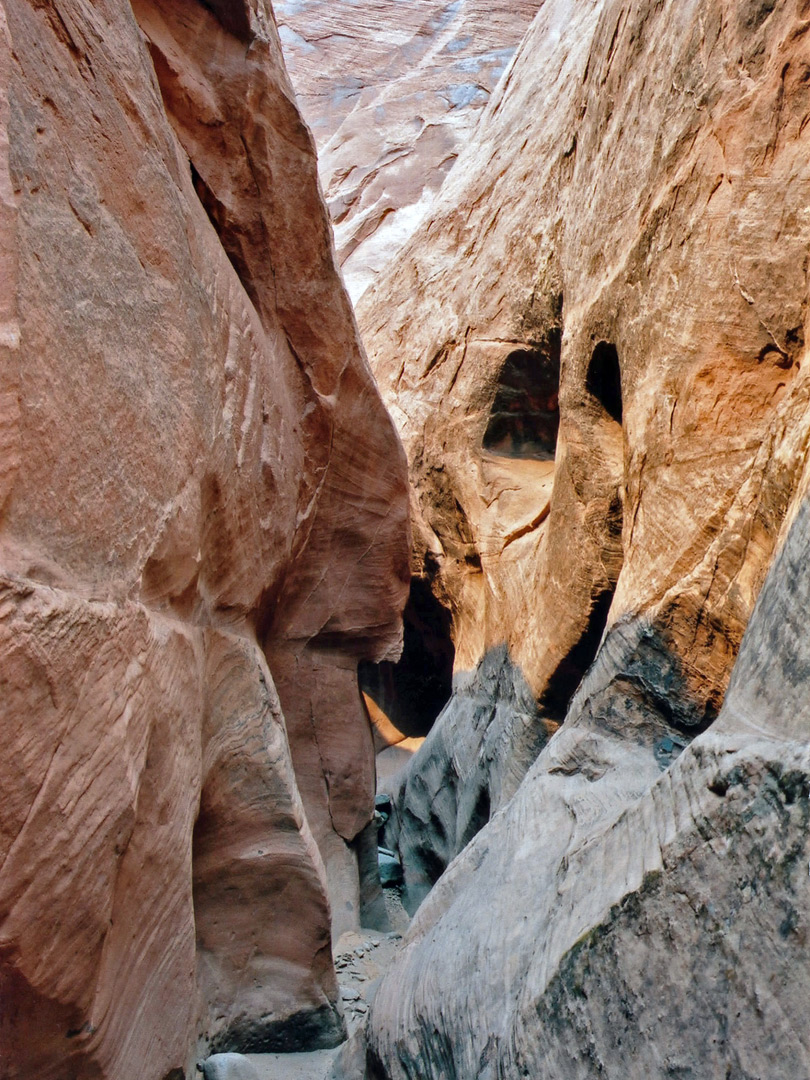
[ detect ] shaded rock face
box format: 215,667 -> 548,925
356,0 -> 810,1075
274,0 -> 543,301
360,576 -> 455,745
380,646 -> 556,914
0,1 -> 409,1078
361,0 -> 810,867
367,498 -> 810,1079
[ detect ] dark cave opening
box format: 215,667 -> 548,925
587,340 -> 623,424
359,577 -> 455,740
482,334 -> 561,459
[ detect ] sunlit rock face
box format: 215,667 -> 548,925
356,0 -> 810,1074
0,1 -> 409,1077
274,0 -> 543,301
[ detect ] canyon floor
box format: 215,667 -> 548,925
237,893 -> 409,1080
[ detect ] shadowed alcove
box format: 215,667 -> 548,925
483,334 -> 561,459
359,577 -> 455,740
587,340 -> 623,424
539,341 -> 624,723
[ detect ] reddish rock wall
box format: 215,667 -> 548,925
360,0 -> 810,847
0,1 -> 409,1077
275,0 -> 543,300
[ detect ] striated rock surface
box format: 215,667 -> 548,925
360,0 -> 810,869
274,0 -> 543,301
380,645 -> 555,913
0,2 -> 409,1078
368,495 -> 810,1080
357,0 -> 810,1074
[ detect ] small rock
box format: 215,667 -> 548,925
201,1053 -> 261,1080
354,947 -> 365,957
341,987 -> 361,1001
354,1001 -> 368,1013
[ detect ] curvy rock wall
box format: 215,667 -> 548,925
368,498 -> 810,1078
274,0 -> 543,301
357,0 -> 810,1074
0,2 -> 409,1078
361,0 -> 810,881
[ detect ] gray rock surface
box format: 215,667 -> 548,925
202,1054 -> 262,1080
380,646 -> 555,912
367,568 -> 810,1077
326,1030 -> 367,1080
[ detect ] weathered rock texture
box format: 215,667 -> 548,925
274,0 -> 543,301
368,497 -> 810,1079
380,646 -> 555,913
357,0 -> 810,1074
0,2 -> 409,1078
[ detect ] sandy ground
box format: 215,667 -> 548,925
245,1048 -> 339,1080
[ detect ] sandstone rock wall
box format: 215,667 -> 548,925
274,0 -> 543,301
0,2 -> 409,1077
368,495 -> 810,1078
360,0 -> 810,880
357,0 -> 810,1073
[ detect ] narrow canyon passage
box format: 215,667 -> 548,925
4,1 -> 810,1079
279,0 -> 810,1077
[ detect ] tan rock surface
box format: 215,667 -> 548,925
356,0 -> 810,1074
361,0 -> 810,840
0,1 -> 408,1076
275,0 -> 543,301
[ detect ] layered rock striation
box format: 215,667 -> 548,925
0,2 -> 409,1078
274,0 -> 543,301
357,0 -> 810,1073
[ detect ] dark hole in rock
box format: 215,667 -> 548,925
587,341 -> 623,424
459,785 -> 491,851
483,334 -> 561,459
539,587 -> 616,723
359,577 -> 455,739
189,161 -> 260,317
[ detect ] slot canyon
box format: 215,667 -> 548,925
2,1 -> 810,1078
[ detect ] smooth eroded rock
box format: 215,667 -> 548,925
202,1054 -> 262,1080
0,1 -> 409,1076
358,0 -> 810,1074
276,0 -> 543,300
360,0 -> 810,909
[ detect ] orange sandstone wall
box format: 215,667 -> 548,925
0,1 -> 409,1077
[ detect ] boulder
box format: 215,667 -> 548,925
201,1054 -> 261,1080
